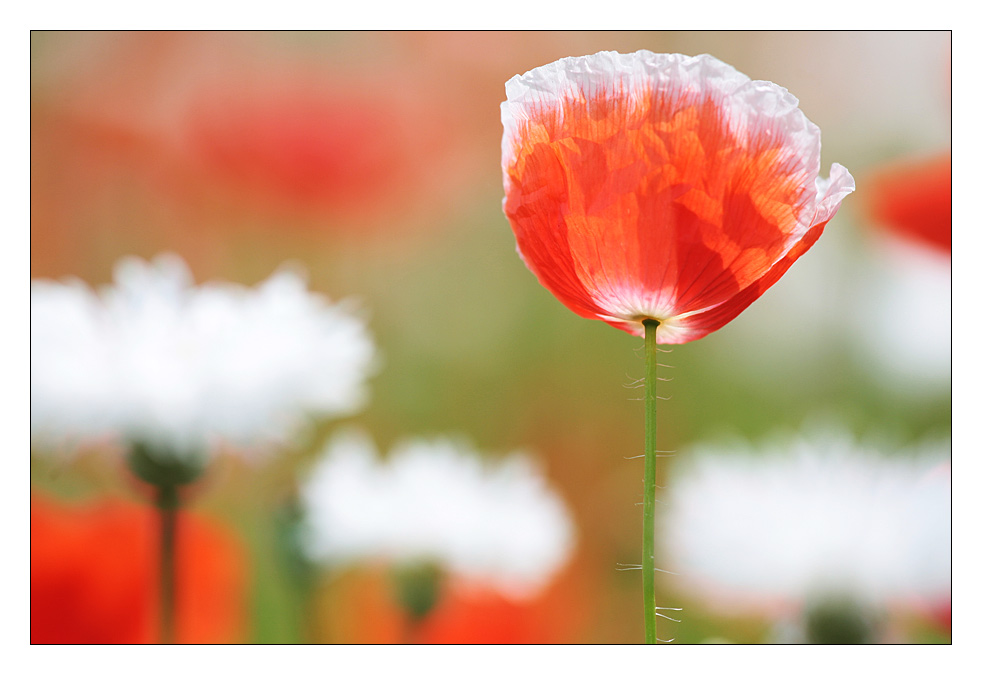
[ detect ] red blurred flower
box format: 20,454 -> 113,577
181,70 -> 453,227
30,492 -> 247,644
31,32 -> 470,249
321,566 -> 586,644
863,152 -> 951,253
501,51 -> 854,343
187,89 -> 403,210
928,598 -> 952,634
414,581 -> 582,644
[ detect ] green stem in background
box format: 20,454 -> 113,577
643,318 -> 660,645
274,495 -> 319,643
393,561 -> 443,644
156,484 -> 179,644
127,442 -> 205,645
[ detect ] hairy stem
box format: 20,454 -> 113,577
643,318 -> 660,644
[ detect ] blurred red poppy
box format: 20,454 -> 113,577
414,581 -> 582,644
182,81 -> 435,222
863,152 -> 951,253
928,598 -> 952,633
320,565 -> 585,644
31,32 -> 468,250
502,51 -> 854,344
30,492 -> 247,644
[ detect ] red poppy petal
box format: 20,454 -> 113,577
666,163 -> 855,343
30,492 -> 247,644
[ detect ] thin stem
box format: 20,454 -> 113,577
157,485 -> 179,644
643,318 -> 660,645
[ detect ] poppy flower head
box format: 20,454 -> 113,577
30,492 -> 247,644
502,51 -> 854,343
185,87 -> 410,212
863,152 -> 951,253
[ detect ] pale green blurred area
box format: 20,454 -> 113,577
30,31 -> 951,644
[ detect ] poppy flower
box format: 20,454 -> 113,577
30,32 -> 473,257
30,492 -> 247,644
413,579 -> 583,644
184,84 -> 420,218
501,51 -> 855,343
863,152 -> 951,253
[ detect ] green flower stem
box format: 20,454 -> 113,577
127,443 -> 203,644
156,484 -> 179,644
393,561 -> 443,643
643,318 -> 660,645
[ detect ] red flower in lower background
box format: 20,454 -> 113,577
863,152 -> 951,253
319,565 -> 588,644
928,598 -> 952,634
414,582 -> 580,644
30,492 -> 248,644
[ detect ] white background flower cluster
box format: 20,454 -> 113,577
301,428 -> 576,598
30,254 -> 376,459
662,430 -> 950,610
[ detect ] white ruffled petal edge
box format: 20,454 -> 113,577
814,162 -> 857,226
503,52 -> 816,165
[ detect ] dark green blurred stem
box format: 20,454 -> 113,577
273,496 -> 319,643
643,319 -> 660,645
393,562 -> 443,644
156,484 -> 179,644
804,596 -> 875,644
126,443 -> 204,645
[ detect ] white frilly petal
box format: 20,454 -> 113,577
300,430 -> 576,599
663,430 -> 951,610
504,52 -> 816,173
813,162 -> 858,226
30,253 -> 377,460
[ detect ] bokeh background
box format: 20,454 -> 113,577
30,30 -> 951,644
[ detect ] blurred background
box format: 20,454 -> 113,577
30,31 -> 951,644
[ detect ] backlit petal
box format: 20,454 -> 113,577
665,162 -> 856,343
502,51 -> 854,342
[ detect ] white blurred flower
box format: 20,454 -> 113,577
662,431 -> 950,613
849,235 -> 951,395
31,253 -> 376,460
300,429 -> 575,598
